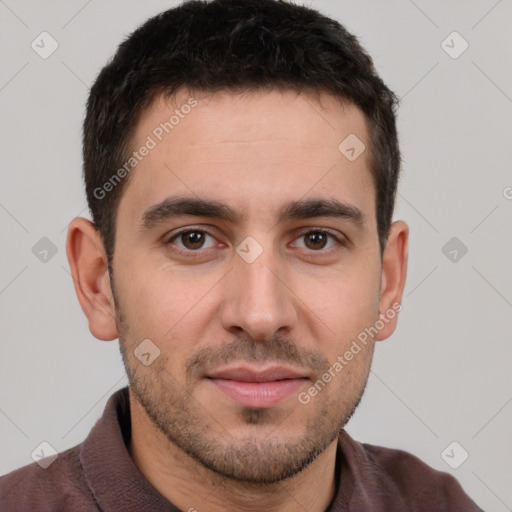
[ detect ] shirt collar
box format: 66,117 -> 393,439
80,386 -> 181,512
80,385 -> 353,512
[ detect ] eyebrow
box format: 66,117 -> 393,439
139,195 -> 367,232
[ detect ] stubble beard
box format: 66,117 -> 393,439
114,291 -> 371,484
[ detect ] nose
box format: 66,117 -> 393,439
219,244 -> 298,342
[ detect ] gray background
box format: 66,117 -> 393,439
1,0 -> 511,510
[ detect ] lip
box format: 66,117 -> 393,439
205,365 -> 309,408
207,365 -> 306,382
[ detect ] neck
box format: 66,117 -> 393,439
128,392 -> 339,512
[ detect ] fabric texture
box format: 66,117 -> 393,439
0,387 -> 484,511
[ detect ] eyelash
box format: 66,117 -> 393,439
164,227 -> 346,258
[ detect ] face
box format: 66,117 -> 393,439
111,88 -> 383,483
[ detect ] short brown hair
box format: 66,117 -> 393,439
83,0 -> 400,265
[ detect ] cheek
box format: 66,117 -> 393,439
119,269 -> 216,367
297,283 -> 379,379
300,268 -> 380,337
113,262 -> 172,341
115,249 -> 183,317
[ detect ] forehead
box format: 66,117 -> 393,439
137,87 -> 369,150
118,87 -> 375,230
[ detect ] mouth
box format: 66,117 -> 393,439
205,365 -> 310,408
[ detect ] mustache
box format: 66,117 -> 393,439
186,334 -> 330,382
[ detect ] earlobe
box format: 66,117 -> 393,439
65,217 -> 118,341
375,220 -> 409,341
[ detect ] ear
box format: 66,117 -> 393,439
375,220 -> 409,341
66,217 -> 118,341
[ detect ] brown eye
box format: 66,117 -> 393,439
304,231 -> 328,250
294,230 -> 341,251
168,230 -> 216,251
181,231 -> 205,250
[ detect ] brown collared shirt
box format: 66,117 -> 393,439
0,387 -> 484,511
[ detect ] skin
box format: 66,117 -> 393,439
66,87 -> 408,512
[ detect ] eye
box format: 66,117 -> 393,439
167,229 -> 217,251
292,229 -> 343,251
164,227 -> 345,256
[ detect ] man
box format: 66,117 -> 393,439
0,0 -> 483,510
